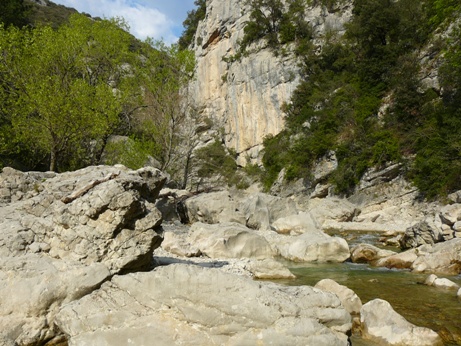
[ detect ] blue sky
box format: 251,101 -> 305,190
51,0 -> 197,43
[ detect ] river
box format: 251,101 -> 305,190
279,235 -> 461,345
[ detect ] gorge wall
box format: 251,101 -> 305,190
188,0 -> 352,165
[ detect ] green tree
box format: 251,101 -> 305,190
0,14 -> 139,171
240,0 -> 285,51
132,40 -> 195,181
194,139 -> 238,190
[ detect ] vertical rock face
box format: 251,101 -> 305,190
189,0 -> 352,164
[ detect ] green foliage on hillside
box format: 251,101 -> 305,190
244,0 -> 461,198
0,13 -> 195,174
25,0 -> 81,28
178,0 -> 206,50
427,0 -> 461,28
0,0 -> 30,27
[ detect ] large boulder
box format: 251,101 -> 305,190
411,238 -> 461,275
161,227 -> 201,258
350,243 -> 397,264
268,229 -> 350,263
448,190 -> 461,204
374,249 -> 418,270
185,190 -> 297,230
0,165 -> 166,273
185,190 -> 247,224
368,239 -> 461,275
56,264 -> 352,345
424,274 -> 460,290
312,151 -> 338,184
439,203 -> 461,226
271,211 -> 319,235
243,193 -> 298,230
245,258 -> 296,279
360,299 -> 442,345
0,165 -> 167,345
188,222 -> 276,259
298,197 -> 358,225
400,220 -> 444,249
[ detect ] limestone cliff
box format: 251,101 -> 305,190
188,0 -> 352,165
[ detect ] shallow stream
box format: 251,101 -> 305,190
281,258 -> 461,345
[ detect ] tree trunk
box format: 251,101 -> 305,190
181,150 -> 192,189
49,148 -> 57,172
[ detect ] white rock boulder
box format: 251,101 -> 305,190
0,165 -> 167,273
374,249 -> 418,270
271,211 -> 319,235
245,258 -> 296,279
424,274 -> 460,290
272,230 -> 350,263
188,222 -> 276,259
0,165 -> 167,345
411,238 -> 461,275
185,190 -> 297,230
350,243 -> 397,264
360,299 -> 442,345
315,279 -> 362,315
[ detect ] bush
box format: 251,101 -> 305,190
102,137 -> 158,170
194,140 -> 238,187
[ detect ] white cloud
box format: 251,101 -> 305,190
52,0 -> 190,44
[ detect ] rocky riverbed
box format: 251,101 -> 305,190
0,165 -> 460,345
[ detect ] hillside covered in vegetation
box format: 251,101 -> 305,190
212,0 -> 461,199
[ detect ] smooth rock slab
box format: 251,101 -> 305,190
360,299 -> 442,345
56,264 -> 352,346
0,255 -> 110,345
